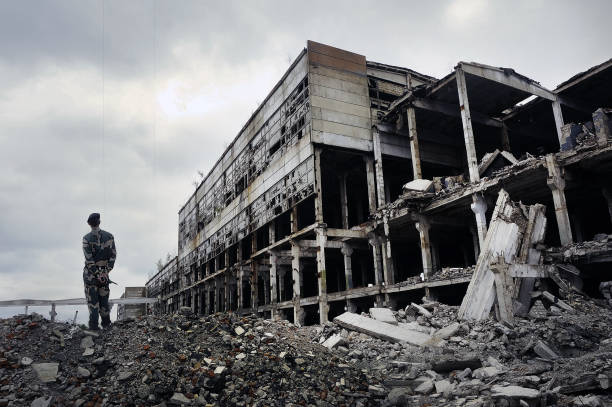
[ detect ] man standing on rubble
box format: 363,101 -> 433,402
82,213 -> 117,330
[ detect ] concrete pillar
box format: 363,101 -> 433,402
213,279 -> 219,313
381,217 -> 394,286
291,241 -> 304,325
191,290 -> 197,314
263,273 -> 270,305
224,272 -> 230,312
602,188 -> 612,225
471,194 -> 488,248
406,106 -> 423,179
341,243 -> 354,290
269,222 -> 276,245
237,267 -> 244,311
316,228 -> 328,324
290,206 -> 299,233
546,154 -> 573,246
456,67 -> 480,184
314,147 -> 325,223
269,253 -> 278,313
415,216 -> 433,279
364,156 -> 377,215
339,173 -> 349,229
278,267 -> 286,302
501,123 -> 511,152
372,129 -> 386,208
552,100 -> 565,148
251,262 -> 258,312
369,235 -> 384,286
431,240 -> 440,273
470,225 -> 480,261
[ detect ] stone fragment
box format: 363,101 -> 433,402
322,334 -> 346,349
334,312 -> 432,345
533,340 -> 559,360
82,348 -> 94,357
80,335 -> 94,349
234,326 -> 245,336
573,395 -> 603,407
32,363 -> 59,383
170,392 -> 191,404
77,367 -> 90,379
433,322 -> 460,340
434,379 -> 455,394
409,303 -> 432,318
30,397 -> 52,407
20,357 -> 33,366
117,371 -> 133,381
403,179 -> 433,192
491,385 -> 540,399
369,308 -> 398,325
414,379 -> 434,394
472,366 -> 501,379
386,387 -> 412,405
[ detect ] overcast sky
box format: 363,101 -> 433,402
0,0 -> 610,311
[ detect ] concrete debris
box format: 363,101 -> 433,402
31,363 -> 58,383
533,340 -> 560,360
321,334 -> 346,349
369,307 -> 398,325
333,312 -> 432,346
402,178 -> 434,193
491,385 -> 540,399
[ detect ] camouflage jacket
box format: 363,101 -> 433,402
82,227 -> 117,274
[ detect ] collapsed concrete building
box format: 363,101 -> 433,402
145,41 -> 612,326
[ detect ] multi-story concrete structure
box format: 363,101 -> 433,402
146,41 -> 612,325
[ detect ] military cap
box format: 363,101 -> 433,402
87,213 -> 100,225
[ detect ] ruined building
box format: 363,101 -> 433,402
146,41 -> 612,325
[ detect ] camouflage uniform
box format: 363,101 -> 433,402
82,227 -> 117,329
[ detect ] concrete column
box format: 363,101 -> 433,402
364,156 -> 377,215
290,206 -> 299,233
406,106 -> 423,179
291,241 -> 304,325
341,243 -> 354,290
381,217 -> 394,286
316,228 -> 328,324
251,262 -> 258,312
546,154 -> 573,246
373,129 -> 386,208
237,267 -> 244,311
269,253 -> 278,311
368,235 -> 384,286
339,173 -> 349,229
470,225 -> 480,261
471,194 -> 488,248
552,100 -> 565,147
263,273 -> 270,305
224,272 -> 230,312
415,217 -> 433,279
278,267 -> 286,302
456,67 -> 480,184
269,222 -> 276,245
314,147 -> 325,223
191,290 -> 197,314
602,188 -> 612,225
501,123 -> 511,152
431,240 -> 440,273
213,279 -> 219,313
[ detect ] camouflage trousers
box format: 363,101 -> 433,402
83,269 -> 111,329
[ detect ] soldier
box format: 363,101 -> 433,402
82,213 -> 117,330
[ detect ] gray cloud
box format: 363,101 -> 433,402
0,0 -> 610,310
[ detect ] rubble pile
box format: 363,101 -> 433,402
316,296 -> 612,406
0,309 -> 379,406
545,233 -> 612,263
429,266 -> 475,281
2,295 -> 611,406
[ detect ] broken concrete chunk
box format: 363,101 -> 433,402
369,307 -> 398,325
80,335 -> 94,349
409,303 -> 432,318
434,379 -> 455,394
414,379 -> 434,394
541,291 -> 574,312
472,366 -> 501,379
333,312 -> 432,346
402,179 -> 433,193
432,322 -> 460,340
32,363 -> 59,383
491,385 -> 540,399
431,356 -> 482,373
533,340 -> 559,360
322,334 -> 346,349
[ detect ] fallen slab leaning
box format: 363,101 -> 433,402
333,312 -> 433,346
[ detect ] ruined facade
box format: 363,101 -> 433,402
146,41 -> 612,325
